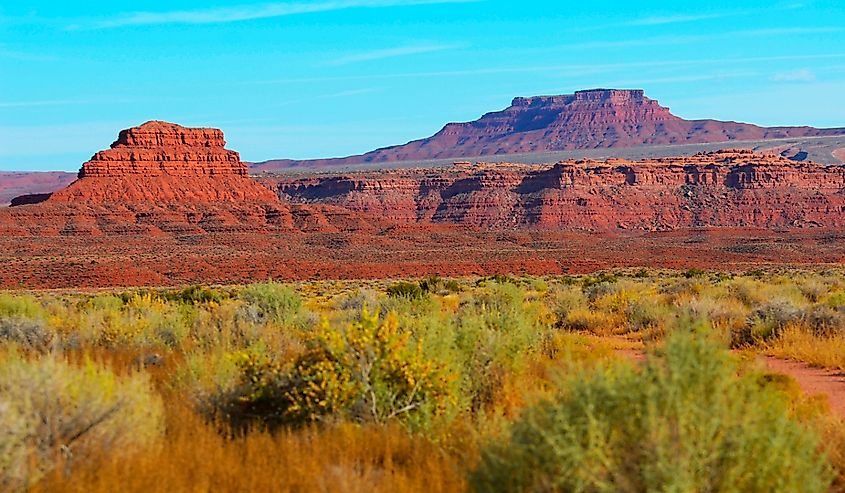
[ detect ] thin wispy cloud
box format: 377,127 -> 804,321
77,0 -> 478,29
598,70 -> 760,88
563,26 -> 844,51
324,44 -> 461,66
0,45 -> 58,62
772,68 -> 817,82
245,53 -> 845,85
320,88 -> 381,98
0,99 -> 113,108
742,27 -> 844,36
627,13 -> 730,26
576,3 -> 805,32
264,87 -> 382,107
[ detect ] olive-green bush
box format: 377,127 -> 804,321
238,280 -> 303,325
471,331 -> 833,492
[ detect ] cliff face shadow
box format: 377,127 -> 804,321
10,193 -> 52,207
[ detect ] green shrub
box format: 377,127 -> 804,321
453,284 -> 550,408
386,281 -> 425,300
581,272 -> 618,289
164,285 -> 228,305
746,298 -> 803,343
0,350 -> 163,489
83,294 -> 125,311
825,290 -> 845,308
418,275 -> 442,294
0,293 -> 43,319
442,279 -> 462,293
804,304 -> 845,337
550,286 -> 588,324
682,267 -> 706,278
471,331 -> 832,492
239,281 -> 302,325
336,288 -> 381,312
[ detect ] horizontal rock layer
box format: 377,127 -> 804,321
0,201 -> 383,237
38,121 -> 276,204
268,150 -> 845,230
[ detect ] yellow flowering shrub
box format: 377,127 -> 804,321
228,308 -> 458,429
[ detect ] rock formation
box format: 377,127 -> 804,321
268,149 -> 845,230
254,89 -> 845,170
2,121 -> 377,236
45,121 -> 279,204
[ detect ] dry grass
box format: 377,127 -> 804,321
765,325 -> 845,370
33,404 -> 470,493
820,418 -> 845,492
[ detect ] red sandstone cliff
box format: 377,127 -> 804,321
2,121 -> 380,236
254,89 -> 845,170
267,150 -> 845,231
47,121 -> 279,204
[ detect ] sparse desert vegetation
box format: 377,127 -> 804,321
3,271 -> 845,491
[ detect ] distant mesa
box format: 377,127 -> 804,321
0,171 -> 75,207
252,88 -> 845,170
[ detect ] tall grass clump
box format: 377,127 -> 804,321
0,349 -> 163,490
471,331 -> 833,492
238,281 -> 303,325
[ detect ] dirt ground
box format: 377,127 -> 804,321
3,227 -> 845,289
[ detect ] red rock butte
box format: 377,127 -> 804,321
47,121 -> 278,204
2,121 -> 389,237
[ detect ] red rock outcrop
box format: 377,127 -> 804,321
254,89 -> 845,170
2,121 -> 382,236
268,150 -> 845,231
46,121 -> 278,204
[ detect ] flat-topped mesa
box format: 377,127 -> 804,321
253,88 -> 845,170
45,121 -> 278,204
573,88 -> 645,103
113,120 -> 226,148
80,121 -> 247,178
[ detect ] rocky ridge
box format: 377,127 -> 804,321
0,172 -> 76,206
269,149 -> 845,230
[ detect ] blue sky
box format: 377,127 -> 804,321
1,0 -> 844,171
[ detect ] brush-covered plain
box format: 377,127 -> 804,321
3,271 -> 845,492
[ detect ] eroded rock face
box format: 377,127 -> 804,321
2,121 -> 383,236
46,121 -> 275,204
254,89 -> 845,169
269,150 -> 845,230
